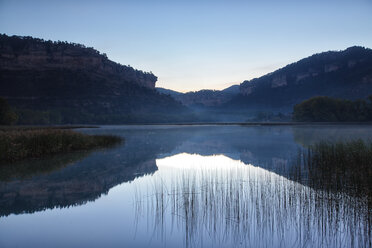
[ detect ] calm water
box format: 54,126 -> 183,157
0,125 -> 371,248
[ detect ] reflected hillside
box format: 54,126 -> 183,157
0,151 -> 90,181
160,125 -> 372,175
0,127 -> 189,216
2,125 -> 372,217
292,125 -> 372,147
166,126 -> 298,173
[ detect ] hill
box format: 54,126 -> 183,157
156,87 -> 183,98
221,85 -> 239,94
2,35 -> 371,123
229,46 -> 372,112
157,85 -> 239,108
0,34 -> 188,124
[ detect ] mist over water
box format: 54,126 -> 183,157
0,125 -> 371,247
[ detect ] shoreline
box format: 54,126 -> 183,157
0,125 -> 99,131
96,122 -> 372,126
2,122 -> 372,129
0,128 -> 122,164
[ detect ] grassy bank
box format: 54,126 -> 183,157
0,128 -> 122,163
0,125 -> 98,131
293,139 -> 372,203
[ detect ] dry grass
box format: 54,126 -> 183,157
0,129 -> 122,163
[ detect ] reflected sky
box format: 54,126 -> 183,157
0,125 -> 371,247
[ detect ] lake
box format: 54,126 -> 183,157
0,125 -> 371,248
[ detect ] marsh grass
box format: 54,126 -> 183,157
134,161 -> 371,247
0,129 -> 122,163
0,125 -> 98,131
292,139 -> 372,205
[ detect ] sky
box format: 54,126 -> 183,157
1,0 -> 371,92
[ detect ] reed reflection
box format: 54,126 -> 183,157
134,153 -> 371,248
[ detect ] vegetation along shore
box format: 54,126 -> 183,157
0,128 -> 122,164
292,139 -> 372,205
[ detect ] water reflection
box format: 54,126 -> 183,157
2,125 -> 372,217
292,125 -> 372,147
0,151 -> 90,182
134,153 -> 370,248
0,125 -> 371,247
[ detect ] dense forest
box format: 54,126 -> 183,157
293,96 -> 372,122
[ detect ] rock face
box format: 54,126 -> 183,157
0,35 -> 156,90
235,46 -> 372,111
0,35 -> 187,123
271,75 -> 287,88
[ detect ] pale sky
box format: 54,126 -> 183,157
1,0 -> 371,92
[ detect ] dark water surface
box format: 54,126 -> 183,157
0,125 -> 371,248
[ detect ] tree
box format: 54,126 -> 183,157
293,95 -> 372,122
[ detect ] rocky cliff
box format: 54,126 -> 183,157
0,34 -> 188,124
0,34 -> 156,90
234,46 -> 372,111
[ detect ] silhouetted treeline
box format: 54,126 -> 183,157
0,34 -> 102,56
293,96 -> 372,122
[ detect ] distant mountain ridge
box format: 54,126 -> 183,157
157,46 -> 372,113
156,85 -> 239,107
222,85 -> 240,94
0,34 -> 188,124
230,46 -> 372,111
156,87 -> 183,97
1,34 -> 371,123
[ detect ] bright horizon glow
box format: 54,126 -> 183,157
1,0 -> 371,92
156,153 -> 253,170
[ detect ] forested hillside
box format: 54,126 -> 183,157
293,96 -> 372,122
228,46 -> 372,112
0,34 -> 189,124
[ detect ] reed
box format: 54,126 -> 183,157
293,139 -> 372,203
134,163 -> 371,247
0,128 -> 122,163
